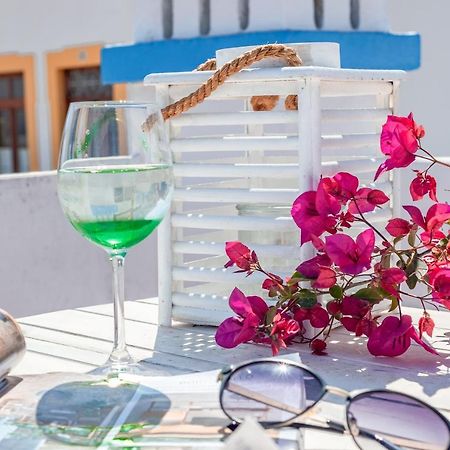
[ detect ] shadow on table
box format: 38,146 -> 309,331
302,334 -> 450,399
145,322 -> 450,400
36,379 -> 170,447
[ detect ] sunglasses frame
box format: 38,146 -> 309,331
218,358 -> 450,450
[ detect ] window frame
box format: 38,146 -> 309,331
0,54 -> 38,171
47,44 -> 126,168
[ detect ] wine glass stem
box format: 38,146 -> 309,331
109,254 -> 132,368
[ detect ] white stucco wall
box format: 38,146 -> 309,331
0,0 -> 135,171
390,0 -> 450,159
389,0 -> 450,207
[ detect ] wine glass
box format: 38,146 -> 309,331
57,101 -> 173,374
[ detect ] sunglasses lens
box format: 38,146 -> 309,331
347,391 -> 450,450
221,361 -> 324,425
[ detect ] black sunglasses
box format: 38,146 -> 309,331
218,359 -> 450,450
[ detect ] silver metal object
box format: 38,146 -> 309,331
0,309 -> 26,379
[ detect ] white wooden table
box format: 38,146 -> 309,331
11,299 -> 450,449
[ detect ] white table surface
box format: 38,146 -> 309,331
12,299 -> 450,449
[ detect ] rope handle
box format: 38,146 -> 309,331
142,44 -> 302,131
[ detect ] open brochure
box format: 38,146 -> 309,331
0,355 -> 303,449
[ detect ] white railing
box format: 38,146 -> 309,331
133,0 -> 389,42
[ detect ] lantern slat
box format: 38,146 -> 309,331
172,306 -> 229,325
173,163 -> 300,178
171,135 -> 298,152
173,241 -> 300,257
321,158 -> 383,175
173,188 -> 297,204
145,67 -> 404,85
172,214 -> 296,231
169,81 -> 299,100
172,293 -> 230,311
172,134 -> 382,154
322,109 -> 390,122
321,134 -> 379,151
173,163 -> 394,181
171,110 -> 298,127
170,108 -> 390,128
173,266 -> 289,283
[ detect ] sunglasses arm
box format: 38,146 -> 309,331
226,419 -> 346,434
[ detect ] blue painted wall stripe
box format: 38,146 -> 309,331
101,30 -> 420,84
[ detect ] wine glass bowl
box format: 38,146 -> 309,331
57,101 -> 172,373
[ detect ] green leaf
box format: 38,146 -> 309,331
296,289 -> 317,308
264,306 -> 278,325
287,271 -> 312,285
329,285 -> 344,299
388,297 -> 399,312
406,273 -> 419,290
405,254 -> 419,276
354,287 -> 385,304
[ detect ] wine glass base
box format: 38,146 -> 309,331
89,357 -> 159,378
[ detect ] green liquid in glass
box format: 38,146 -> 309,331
71,218 -> 162,250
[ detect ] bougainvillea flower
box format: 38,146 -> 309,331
326,300 -> 341,316
348,188 -> 390,214
296,253 -> 336,288
269,314 -> 301,355
215,288 -> 268,348
385,218 -> 413,238
420,230 -> 446,249
367,315 -> 438,357
339,296 -> 376,337
419,314 -> 435,339
339,211 -> 355,229
325,229 -> 375,275
410,172 -> 438,202
297,254 -> 332,278
404,203 -> 450,233
375,113 -> 424,180
311,235 -> 326,251
261,273 -> 284,291
291,191 -> 338,244
375,266 -> 407,299
313,267 -> 337,288
294,304 -> 330,328
320,172 -> 359,204
316,178 -> 341,217
428,267 -> 450,308
224,241 -> 258,273
311,338 -> 327,355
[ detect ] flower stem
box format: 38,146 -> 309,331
418,148 -> 450,169
352,198 -> 407,266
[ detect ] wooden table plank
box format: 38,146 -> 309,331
78,300 -> 450,377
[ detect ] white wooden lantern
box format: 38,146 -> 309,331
144,43 -> 404,327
